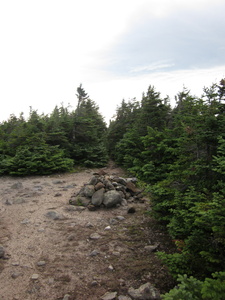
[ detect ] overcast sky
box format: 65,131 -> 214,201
0,0 -> 225,123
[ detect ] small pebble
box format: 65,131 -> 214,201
11,272 -> 21,279
90,233 -> 101,240
21,219 -> 30,224
101,291 -> 117,300
104,226 -> 111,231
31,274 -> 39,280
37,261 -> 46,266
91,280 -> 98,286
90,250 -> 99,256
0,245 -> 5,258
54,193 -> 62,197
108,265 -> 114,271
116,216 -> 125,221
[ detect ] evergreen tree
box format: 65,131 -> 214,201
72,89 -> 108,167
107,98 -> 140,158
75,83 -> 89,115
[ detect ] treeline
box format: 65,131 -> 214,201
107,80 -> 225,298
0,84 -> 108,175
1,80 -> 225,297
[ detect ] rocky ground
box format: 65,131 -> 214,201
0,163 -> 175,300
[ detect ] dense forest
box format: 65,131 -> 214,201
1,80 -> 225,298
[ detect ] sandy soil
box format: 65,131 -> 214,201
0,163 -> 175,300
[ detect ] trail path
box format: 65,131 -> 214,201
0,164 -> 174,300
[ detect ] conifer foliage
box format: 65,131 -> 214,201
107,80 -> 225,298
0,85 -> 108,175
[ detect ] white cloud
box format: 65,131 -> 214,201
130,61 -> 175,73
0,0 -> 224,124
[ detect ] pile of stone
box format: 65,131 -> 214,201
69,172 -> 145,209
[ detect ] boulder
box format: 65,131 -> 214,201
113,177 -> 127,186
88,176 -> 99,185
91,188 -> 105,206
83,185 -> 95,197
126,181 -> 138,194
105,180 -> 115,190
95,182 -> 105,191
128,282 -> 161,300
103,190 -> 122,208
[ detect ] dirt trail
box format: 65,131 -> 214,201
0,164 -> 174,300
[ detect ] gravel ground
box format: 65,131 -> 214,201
0,164 -> 175,300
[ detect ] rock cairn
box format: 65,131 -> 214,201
69,171 -> 145,209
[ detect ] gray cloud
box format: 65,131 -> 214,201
104,3 -> 225,76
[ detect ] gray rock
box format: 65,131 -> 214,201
89,233 -> 101,240
63,295 -> 71,300
105,181 -> 115,190
13,198 -> 26,204
33,185 -> 43,191
45,211 -> 64,220
11,182 -> 23,189
38,228 -> 45,232
104,226 -> 111,230
54,192 -> 62,197
65,184 -> 76,189
118,296 -> 132,300
95,181 -> 105,190
21,219 -> 30,224
11,272 -> 22,279
112,251 -> 120,256
52,180 -> 64,184
91,188 -> 104,206
88,176 -> 99,185
64,205 -> 77,211
87,204 -> 98,211
37,261 -> 46,266
83,185 -> 95,197
116,216 -> 125,221
86,222 -> 94,228
101,291 -> 117,300
103,190 -> 122,208
121,199 -> 128,206
117,177 -> 127,186
126,181 -> 138,194
144,244 -> 159,252
0,245 -> 5,258
128,282 -> 161,300
116,185 -> 126,193
5,199 -> 13,205
31,274 -> 39,280
91,280 -> 98,286
90,250 -> 99,256
69,196 -> 90,207
127,177 -> 138,183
